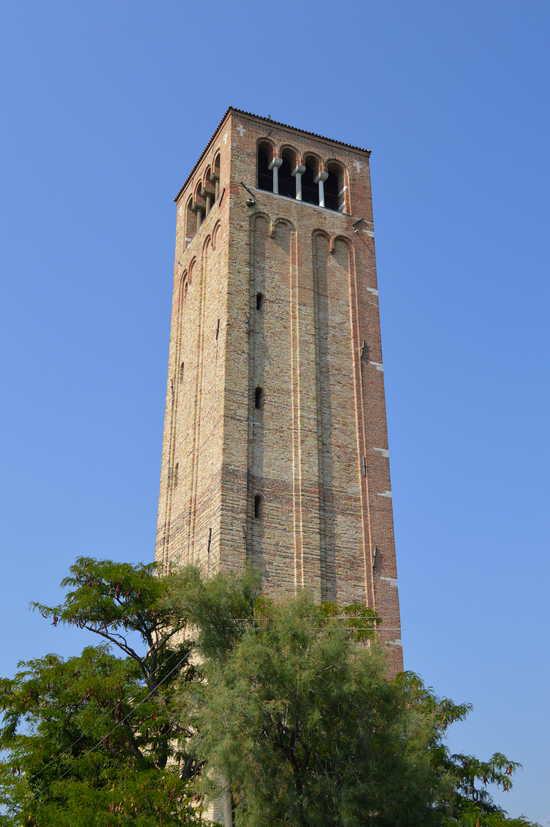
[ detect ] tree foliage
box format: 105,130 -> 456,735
183,587 -> 538,827
0,557 -> 539,826
0,557 -> 202,825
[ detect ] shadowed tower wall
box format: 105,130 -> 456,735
155,108 -> 403,674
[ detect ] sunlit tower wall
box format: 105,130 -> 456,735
155,107 -> 403,673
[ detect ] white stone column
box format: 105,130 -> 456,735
269,157 -> 283,195
316,170 -> 329,208
339,185 -> 348,212
293,164 -> 306,201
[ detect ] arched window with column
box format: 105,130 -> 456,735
325,161 -> 347,212
257,141 -> 274,191
302,155 -> 320,205
278,147 -> 297,198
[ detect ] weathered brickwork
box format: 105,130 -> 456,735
155,108 -> 403,674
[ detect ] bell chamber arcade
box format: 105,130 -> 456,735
256,140 -> 348,212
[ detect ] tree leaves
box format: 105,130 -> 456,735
186,592 -> 538,827
1,558 -> 203,825
0,558 -> 538,826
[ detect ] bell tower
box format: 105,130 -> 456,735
155,108 -> 403,673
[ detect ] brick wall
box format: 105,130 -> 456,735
155,109 -> 403,675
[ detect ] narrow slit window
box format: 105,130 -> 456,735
255,386 -> 264,409
256,292 -> 264,311
254,494 -> 263,519
179,361 -> 185,382
215,318 -> 220,340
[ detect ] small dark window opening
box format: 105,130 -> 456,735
302,157 -> 318,205
215,318 -> 220,340
254,494 -> 263,519
258,143 -> 273,191
179,361 -> 185,382
256,292 -> 264,311
255,386 -> 264,409
278,150 -> 296,198
207,527 -> 212,574
325,164 -> 344,212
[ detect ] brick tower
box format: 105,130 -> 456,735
155,108 -> 402,672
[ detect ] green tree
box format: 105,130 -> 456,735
0,557 -> 203,825
0,559 -> 539,826
182,587 -> 538,827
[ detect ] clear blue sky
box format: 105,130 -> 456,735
1,1 -> 548,821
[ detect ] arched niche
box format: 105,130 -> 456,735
257,140 -> 274,191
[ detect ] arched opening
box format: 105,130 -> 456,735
185,197 -> 196,243
278,148 -> 297,198
255,386 -> 264,409
302,155 -> 319,205
213,152 -> 221,201
257,141 -> 274,191
194,184 -> 206,228
254,494 -> 263,519
203,167 -> 215,215
325,162 -> 346,212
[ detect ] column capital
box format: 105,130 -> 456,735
269,157 -> 283,170
315,171 -> 329,183
292,164 -> 306,176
